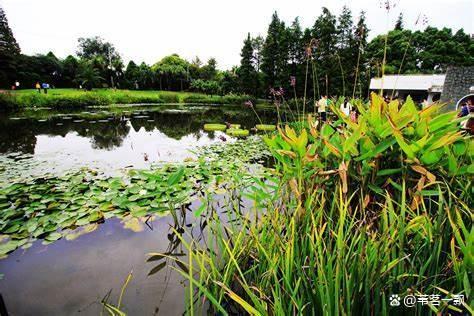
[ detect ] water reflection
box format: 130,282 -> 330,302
0,105 -> 277,177
0,105 -> 273,315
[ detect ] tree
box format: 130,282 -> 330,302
218,69 -> 239,95
238,33 -> 257,95
353,11 -> 370,97
261,12 -> 289,92
413,27 -> 474,73
336,6 -> 355,96
394,13 -> 404,30
251,36 -> 264,72
152,54 -> 190,90
124,61 -> 140,89
75,60 -> 104,90
76,36 -> 122,88
137,62 -> 154,89
190,79 -> 220,96
288,17 -> 304,95
0,6 -> 20,87
200,58 -> 218,80
312,7 -> 338,96
61,55 -> 79,87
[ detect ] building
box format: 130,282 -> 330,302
369,74 -> 445,104
370,67 -> 474,111
440,66 -> 474,110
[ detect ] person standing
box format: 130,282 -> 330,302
318,95 -> 328,122
340,98 -> 352,118
42,82 -> 49,94
35,82 -> 41,93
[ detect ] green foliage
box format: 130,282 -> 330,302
226,128 -> 250,137
75,60 -> 104,90
0,89 -> 259,109
0,136 -> 271,258
189,79 -> 220,96
0,5 -> 20,87
203,124 -> 227,131
158,94 -> 473,315
237,33 -> 258,95
255,124 -> 276,131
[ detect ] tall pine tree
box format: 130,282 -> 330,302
238,33 -> 257,95
394,13 -> 404,30
353,11 -> 370,98
312,7 -> 338,96
261,12 -> 288,92
0,6 -> 20,87
336,6 -> 354,96
288,17 -> 304,95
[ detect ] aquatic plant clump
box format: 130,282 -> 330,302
157,94 -> 473,315
0,136 -> 271,258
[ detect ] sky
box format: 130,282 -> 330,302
1,0 -> 473,69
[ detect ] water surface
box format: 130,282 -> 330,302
0,104 -> 276,315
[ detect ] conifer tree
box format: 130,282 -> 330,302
238,33 -> 257,95
394,13 -> 404,30
261,12 -> 288,91
0,6 -> 20,87
312,7 -> 338,96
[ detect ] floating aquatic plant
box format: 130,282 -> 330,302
0,136 -> 270,258
203,124 -> 227,131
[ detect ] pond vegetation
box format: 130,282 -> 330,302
147,94 -> 473,315
0,135 -> 270,258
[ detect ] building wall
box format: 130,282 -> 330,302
440,66 -> 474,110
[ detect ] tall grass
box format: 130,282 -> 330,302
150,94 -> 473,315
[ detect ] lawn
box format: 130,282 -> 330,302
0,88 -> 255,108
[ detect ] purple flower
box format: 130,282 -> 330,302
244,100 -> 253,108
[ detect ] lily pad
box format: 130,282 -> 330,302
256,124 -> 276,131
226,129 -> 250,137
204,124 -> 227,131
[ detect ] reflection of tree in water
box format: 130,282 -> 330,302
0,107 -> 279,154
129,108 -> 277,140
129,112 -> 203,140
0,119 -> 37,154
84,119 -> 130,150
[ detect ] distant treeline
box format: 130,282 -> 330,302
0,6 -> 473,97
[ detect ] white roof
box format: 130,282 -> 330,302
370,74 -> 446,91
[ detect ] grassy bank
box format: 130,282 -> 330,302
0,89 -> 256,109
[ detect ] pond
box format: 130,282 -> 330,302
0,104 -> 276,315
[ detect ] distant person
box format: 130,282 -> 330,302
134,81 -> 139,90
340,98 -> 352,117
466,104 -> 474,134
421,99 -> 429,108
15,81 -> 20,89
35,82 -> 41,93
42,82 -> 49,94
458,102 -> 469,118
317,95 -> 328,122
350,107 -> 358,123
